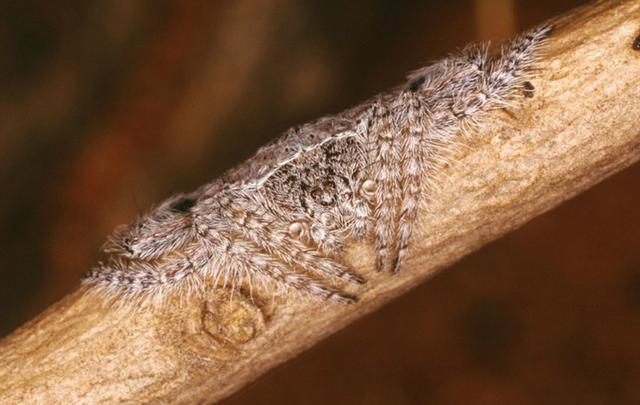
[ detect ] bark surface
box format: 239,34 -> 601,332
1,0 -> 640,403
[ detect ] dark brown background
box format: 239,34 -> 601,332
3,1 -> 640,404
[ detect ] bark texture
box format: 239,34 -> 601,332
1,0 -> 640,403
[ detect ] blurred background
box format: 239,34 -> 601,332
3,0 -> 640,403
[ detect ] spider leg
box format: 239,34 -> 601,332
367,101 -> 401,272
393,92 -> 428,272
197,226 -> 358,303
103,193 -> 197,261
196,192 -> 365,285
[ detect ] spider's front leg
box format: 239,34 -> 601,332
367,92 -> 433,273
367,97 -> 415,273
394,91 -> 429,272
194,226 -> 358,303
194,190 -> 363,300
369,24 -> 553,274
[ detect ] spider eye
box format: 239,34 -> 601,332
361,179 -> 377,196
288,221 -> 306,238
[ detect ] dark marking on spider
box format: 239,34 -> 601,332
171,197 -> 196,213
409,76 -> 426,92
523,81 -> 535,98
633,34 -> 640,51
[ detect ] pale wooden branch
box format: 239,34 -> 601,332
2,0 -> 640,403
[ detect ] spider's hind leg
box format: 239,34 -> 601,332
103,193 -> 198,261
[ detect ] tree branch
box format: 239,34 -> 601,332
1,0 -> 640,402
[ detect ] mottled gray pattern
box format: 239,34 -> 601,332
84,25 -> 551,303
